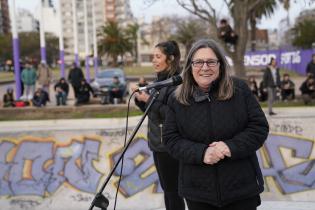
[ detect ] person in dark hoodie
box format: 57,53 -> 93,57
3,87 -> 15,107
75,79 -> 95,106
54,77 -> 69,106
163,39 -> 269,210
68,62 -> 84,99
134,40 -> 185,210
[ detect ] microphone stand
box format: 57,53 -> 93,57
88,89 -> 160,210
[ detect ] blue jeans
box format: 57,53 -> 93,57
56,92 -> 67,105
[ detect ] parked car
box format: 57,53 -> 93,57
90,68 -> 128,104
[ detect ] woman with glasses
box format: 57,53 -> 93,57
163,39 -> 269,210
134,40 -> 185,210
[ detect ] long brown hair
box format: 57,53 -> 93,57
155,40 -> 181,76
176,39 -> 233,105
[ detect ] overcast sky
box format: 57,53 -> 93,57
12,0 -> 315,29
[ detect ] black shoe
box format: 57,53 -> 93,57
269,112 -> 276,115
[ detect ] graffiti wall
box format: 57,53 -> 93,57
0,115 -> 315,210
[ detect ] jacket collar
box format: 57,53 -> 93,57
193,87 -> 210,102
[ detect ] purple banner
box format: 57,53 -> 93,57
245,48 -> 314,75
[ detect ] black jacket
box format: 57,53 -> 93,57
135,71 -> 177,152
68,67 -> 84,87
306,61 -> 315,76
163,78 -> 269,207
263,66 -> 281,88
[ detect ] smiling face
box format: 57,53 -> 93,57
152,47 -> 169,73
191,48 -> 220,91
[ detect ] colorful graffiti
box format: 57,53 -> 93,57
111,137 -> 162,197
258,134 -> 315,194
1,132 -> 315,199
0,136 -> 103,196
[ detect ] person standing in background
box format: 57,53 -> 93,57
21,61 -> 37,100
68,62 -> 84,99
37,61 -> 52,94
306,54 -> 315,76
263,57 -> 280,115
134,40 -> 185,210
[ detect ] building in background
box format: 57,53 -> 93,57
295,8 -> 315,25
278,16 -> 292,49
268,29 -> 279,50
16,8 -> 38,33
137,16 -> 178,66
0,0 -> 10,34
104,0 -> 134,26
34,0 -> 60,37
247,29 -> 269,51
60,0 -> 105,65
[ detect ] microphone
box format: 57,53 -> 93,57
136,75 -> 182,92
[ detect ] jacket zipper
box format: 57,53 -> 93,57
208,94 -> 222,205
159,124 -> 163,144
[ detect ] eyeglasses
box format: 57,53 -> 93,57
191,59 -> 220,68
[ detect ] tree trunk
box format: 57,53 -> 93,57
250,12 -> 257,52
230,2 -> 249,79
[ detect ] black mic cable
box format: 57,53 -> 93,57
113,90 -> 136,210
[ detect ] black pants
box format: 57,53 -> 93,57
186,196 -> 260,210
153,152 -> 185,210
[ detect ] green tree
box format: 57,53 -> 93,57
125,23 -> 140,63
171,17 -> 209,56
98,21 -> 132,66
0,32 -> 59,65
0,34 -> 13,61
292,20 -> 315,49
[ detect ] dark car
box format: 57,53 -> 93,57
90,68 -> 128,104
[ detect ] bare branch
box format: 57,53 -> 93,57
203,0 -> 216,16
223,0 -> 233,8
176,0 -> 210,22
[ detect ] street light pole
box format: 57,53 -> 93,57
39,0 -> 47,63
83,0 -> 90,82
9,0 -> 22,99
58,0 -> 65,77
72,0 -> 79,66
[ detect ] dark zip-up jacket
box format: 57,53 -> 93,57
163,78 -> 269,206
135,71 -> 177,152
263,66 -> 281,88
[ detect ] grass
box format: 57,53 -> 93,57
259,100 -> 314,107
0,71 -> 14,82
0,65 -> 154,82
0,106 -> 143,121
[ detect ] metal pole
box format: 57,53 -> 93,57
39,0 -> 47,63
10,0 -> 21,99
58,0 -> 65,77
92,0 -> 98,76
72,0 -> 79,66
83,0 -> 90,82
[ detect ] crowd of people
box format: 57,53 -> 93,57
247,54 -> 315,115
1,61 -> 131,108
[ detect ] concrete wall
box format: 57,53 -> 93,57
0,110 -> 315,210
